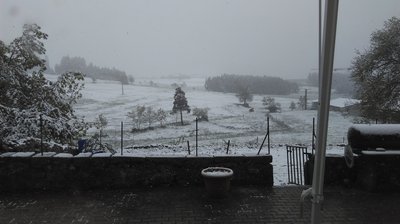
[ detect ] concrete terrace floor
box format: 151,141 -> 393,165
1,186 -> 400,224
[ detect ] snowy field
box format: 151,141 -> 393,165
48,75 -> 354,185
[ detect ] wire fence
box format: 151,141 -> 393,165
79,117 -> 271,155
25,114 -> 349,156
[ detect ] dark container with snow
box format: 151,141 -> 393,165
201,167 -> 233,198
348,124 -> 400,154
78,139 -> 87,152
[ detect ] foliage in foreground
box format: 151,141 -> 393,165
0,24 -> 88,149
351,17 -> 400,123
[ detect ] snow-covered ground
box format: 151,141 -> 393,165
48,74 -> 354,185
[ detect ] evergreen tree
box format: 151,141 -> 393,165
172,87 -> 190,125
54,56 -> 129,84
205,74 -> 299,95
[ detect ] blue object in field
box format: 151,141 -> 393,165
78,139 -> 87,152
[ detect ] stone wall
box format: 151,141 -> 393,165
0,154 -> 273,192
305,154 -> 400,191
304,154 -> 356,186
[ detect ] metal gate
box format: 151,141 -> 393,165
286,145 -> 309,185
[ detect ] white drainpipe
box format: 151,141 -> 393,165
311,0 -> 339,223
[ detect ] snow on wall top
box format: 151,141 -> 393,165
12,152 -> 36,157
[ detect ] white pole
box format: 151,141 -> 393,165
319,0 -> 322,84
311,0 -> 339,224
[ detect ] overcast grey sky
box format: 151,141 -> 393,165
1,0 -> 399,78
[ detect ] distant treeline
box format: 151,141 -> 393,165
54,56 -> 131,84
307,71 -> 355,96
204,74 -> 299,95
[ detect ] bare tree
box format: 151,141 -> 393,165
156,108 -> 167,127
236,86 -> 253,107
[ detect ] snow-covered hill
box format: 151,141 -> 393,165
46,74 -> 353,185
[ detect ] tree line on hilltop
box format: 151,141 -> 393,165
205,74 -> 299,95
54,56 -> 133,84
